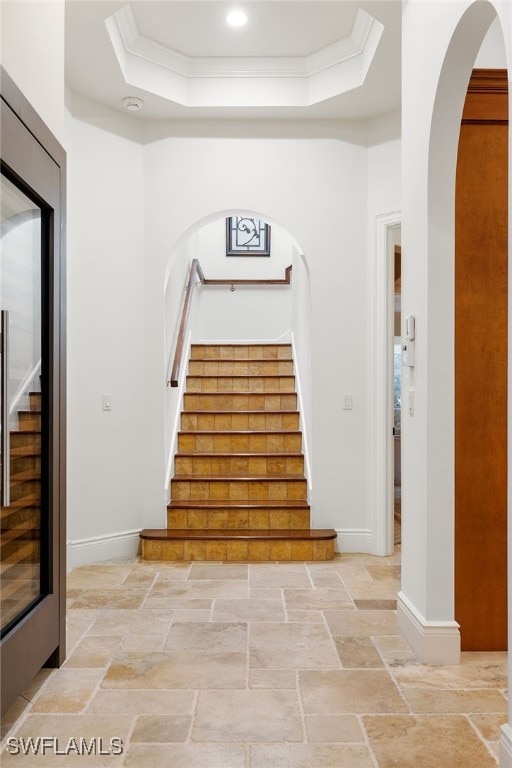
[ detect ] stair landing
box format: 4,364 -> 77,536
140,344 -> 337,561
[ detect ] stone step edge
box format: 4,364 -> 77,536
191,344 -> 292,348
187,374 -> 295,379
189,358 -> 293,364
140,528 -> 337,541
178,430 -> 302,435
181,410 -> 300,416
172,474 -> 306,481
175,452 -> 304,458
168,500 -> 310,509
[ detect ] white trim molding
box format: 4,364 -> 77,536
336,528 -> 372,554
290,332 -> 312,491
105,6 -> 383,108
397,591 -> 460,665
500,724 -> 512,766
369,210 -> 401,556
67,528 -> 141,570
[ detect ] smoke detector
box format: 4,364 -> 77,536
122,96 -> 144,112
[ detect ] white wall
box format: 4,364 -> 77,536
0,1 -> 65,146
195,217 -> 293,341
66,109 -> 145,567
64,102 -> 400,557
475,15 -> 507,68
143,133 -> 371,539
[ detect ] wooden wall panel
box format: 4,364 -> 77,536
455,69 -> 508,651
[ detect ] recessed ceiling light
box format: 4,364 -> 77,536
226,9 -> 247,27
122,96 -> 144,112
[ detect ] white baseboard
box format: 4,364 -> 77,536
336,528 -> 373,554
500,724 -> 512,766
67,529 -> 141,571
397,591 -> 460,665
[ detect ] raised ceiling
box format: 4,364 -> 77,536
65,0 -> 401,120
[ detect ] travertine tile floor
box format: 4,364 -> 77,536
1,550 -> 508,767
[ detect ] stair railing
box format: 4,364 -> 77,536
168,258 -> 292,387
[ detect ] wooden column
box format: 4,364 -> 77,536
455,69 -> 508,650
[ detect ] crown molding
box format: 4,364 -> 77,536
105,3 -> 383,107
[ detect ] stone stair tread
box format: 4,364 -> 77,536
172,474 -> 306,481
187,373 -> 295,378
179,430 -> 302,435
175,451 -> 304,458
182,410 -> 300,416
190,357 -> 293,363
186,391 -> 293,395
141,528 -> 337,541
168,499 -> 310,508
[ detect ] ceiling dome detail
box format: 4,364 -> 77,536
105,4 -> 384,108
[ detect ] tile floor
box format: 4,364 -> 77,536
0,550 -> 507,767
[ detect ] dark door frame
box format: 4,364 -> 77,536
0,66 -> 66,714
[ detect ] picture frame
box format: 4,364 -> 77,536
226,216 -> 271,257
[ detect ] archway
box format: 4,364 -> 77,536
163,210 -> 313,514
399,0 -> 505,666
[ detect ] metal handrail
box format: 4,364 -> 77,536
168,259 -> 292,387
1,310 -> 10,506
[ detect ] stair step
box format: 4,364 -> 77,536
9,432 -> 42,449
18,411 -> 42,430
10,444 -> 41,458
183,392 -> 297,412
1,506 -> 40,530
178,431 -> 303,453
168,503 -> 310,530
140,528 -> 337,561
10,470 -> 40,483
189,359 -> 294,376
191,344 -> 292,361
186,375 -> 296,393
181,412 -> 300,431
1,493 -> 40,511
174,453 -> 304,477
0,538 -> 40,565
171,476 -> 307,501
29,392 -> 42,409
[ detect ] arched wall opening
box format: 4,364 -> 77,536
399,0 -> 505,666
163,210 -> 313,506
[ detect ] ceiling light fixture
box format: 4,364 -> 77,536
122,96 -> 144,112
226,9 -> 247,27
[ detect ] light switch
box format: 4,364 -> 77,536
103,394 -> 112,411
343,394 -> 353,410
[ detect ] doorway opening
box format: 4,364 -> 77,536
393,245 -> 401,547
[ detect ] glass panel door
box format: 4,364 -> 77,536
0,172 -> 44,634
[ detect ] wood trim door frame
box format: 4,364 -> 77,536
0,66 -> 66,714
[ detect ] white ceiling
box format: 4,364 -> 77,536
65,0 -> 401,121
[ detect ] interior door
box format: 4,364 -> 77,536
0,68 -> 66,714
455,68 -> 508,650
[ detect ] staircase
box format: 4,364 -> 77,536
140,343 -> 337,561
1,391 -> 41,627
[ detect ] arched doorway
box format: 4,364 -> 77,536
399,0 -> 508,666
